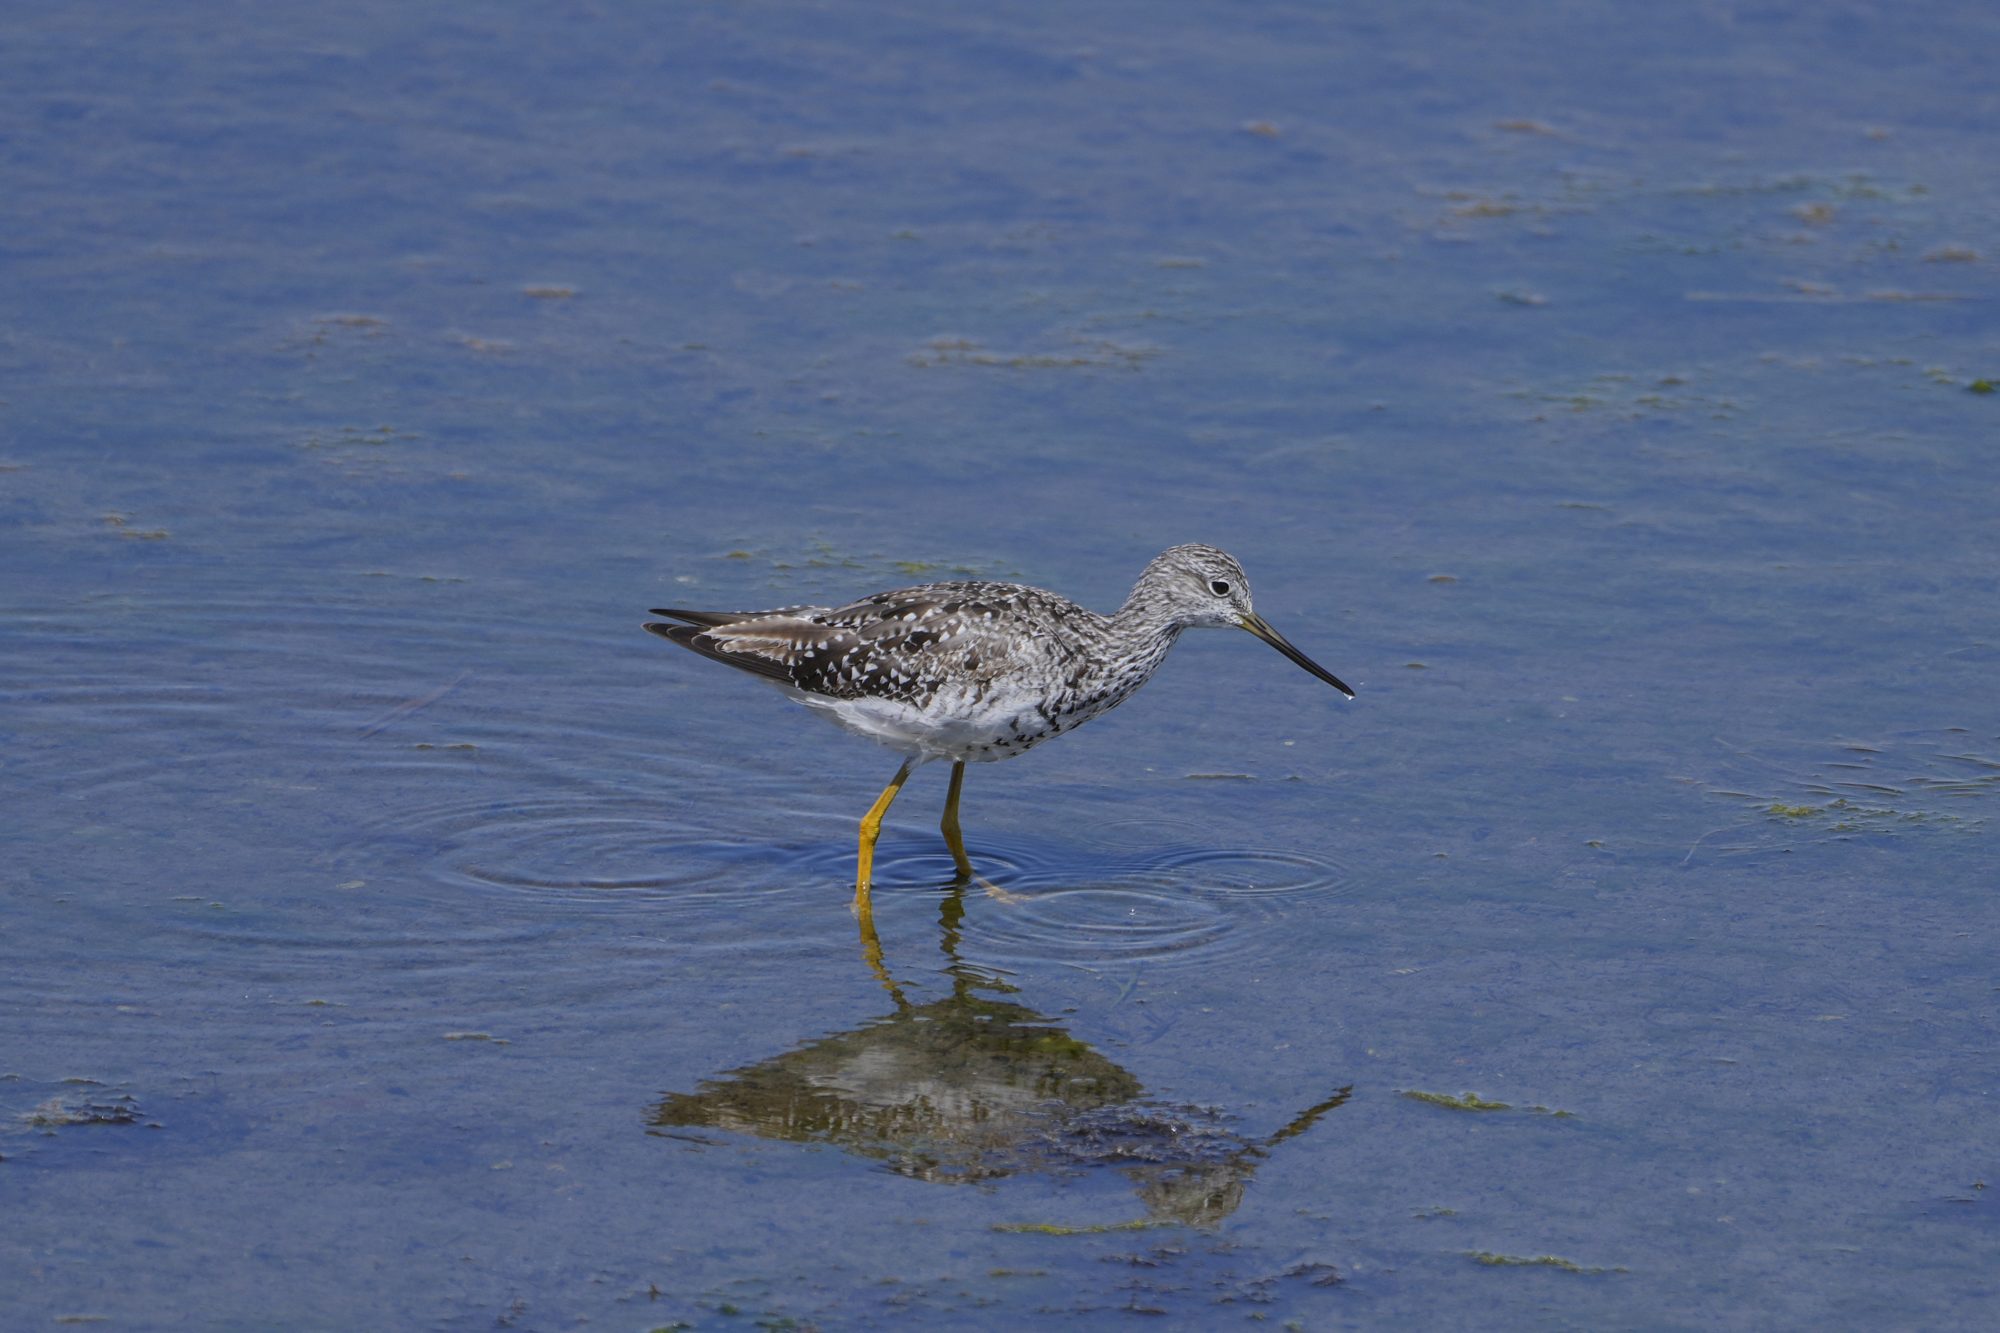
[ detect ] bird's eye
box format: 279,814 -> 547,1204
1209,579 -> 1231,596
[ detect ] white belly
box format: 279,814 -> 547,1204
784,682 -> 1056,763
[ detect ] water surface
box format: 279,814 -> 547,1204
4,2 -> 1997,1327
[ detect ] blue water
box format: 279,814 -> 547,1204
5,2 -> 1997,1327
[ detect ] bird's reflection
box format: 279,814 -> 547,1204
648,884 -> 1349,1226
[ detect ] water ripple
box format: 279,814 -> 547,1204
782,833 -> 1350,970
960,881 -> 1239,968
7,596 -> 1354,969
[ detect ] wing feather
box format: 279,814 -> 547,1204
647,605 -> 819,627
645,582 -> 1075,703
643,621 -> 807,685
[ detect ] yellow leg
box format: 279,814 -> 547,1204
938,760 -> 1024,905
940,760 -> 973,880
855,758 -> 915,915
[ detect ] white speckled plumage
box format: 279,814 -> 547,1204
645,545 -> 1350,765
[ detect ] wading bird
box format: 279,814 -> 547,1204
646,544 -> 1353,914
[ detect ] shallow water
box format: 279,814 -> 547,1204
5,2 -> 1998,1328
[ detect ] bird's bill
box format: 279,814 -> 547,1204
1241,613 -> 1355,698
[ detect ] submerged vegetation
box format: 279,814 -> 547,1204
1700,736 -> 1998,859
1468,1252 -> 1626,1275
1401,1090 -> 1512,1112
1400,1090 -> 1576,1118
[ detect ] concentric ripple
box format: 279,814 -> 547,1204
777,831 -> 1352,970
783,835 -> 1346,900
1137,846 -> 1351,898
407,795 -> 798,904
959,880 -> 1241,968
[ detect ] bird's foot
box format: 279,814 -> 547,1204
975,873 -> 1027,906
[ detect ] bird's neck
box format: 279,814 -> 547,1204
1101,588 -> 1186,683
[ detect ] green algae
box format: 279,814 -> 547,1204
1401,1090 -> 1511,1112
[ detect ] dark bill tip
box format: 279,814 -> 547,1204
1242,614 -> 1355,698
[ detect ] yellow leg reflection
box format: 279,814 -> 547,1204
855,757 -> 915,915
855,899 -> 907,1006
940,760 -> 973,880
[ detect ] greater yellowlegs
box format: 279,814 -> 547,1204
645,544 -> 1353,913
